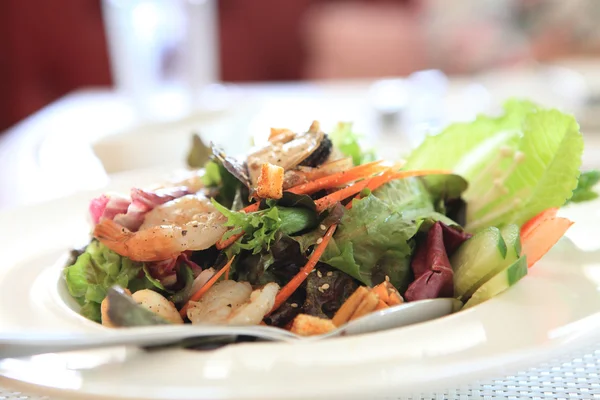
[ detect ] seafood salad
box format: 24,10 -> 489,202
64,99 -> 598,336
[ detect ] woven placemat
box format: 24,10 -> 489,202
2,345 -> 600,400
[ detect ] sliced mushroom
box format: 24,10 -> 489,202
246,130 -> 325,186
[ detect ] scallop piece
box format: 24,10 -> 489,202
131,289 -> 184,324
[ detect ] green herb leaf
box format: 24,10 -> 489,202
567,170 -> 600,204
330,122 -> 377,165
211,199 -> 317,255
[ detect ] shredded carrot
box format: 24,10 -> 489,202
288,160 -> 385,195
179,256 -> 235,318
216,232 -> 244,250
217,168 -> 451,249
268,225 -> 337,314
315,179 -> 371,212
243,203 -> 260,213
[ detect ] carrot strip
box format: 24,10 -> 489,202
179,256 -> 235,318
242,203 -> 260,213
288,160 -> 385,195
269,225 -> 337,314
521,216 -> 573,268
520,208 -> 558,239
216,232 -> 243,250
315,179 -> 371,212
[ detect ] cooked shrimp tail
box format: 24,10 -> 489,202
93,219 -> 132,256
93,194 -> 228,261
94,219 -> 183,261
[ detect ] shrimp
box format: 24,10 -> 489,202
187,280 -> 280,326
93,193 -> 227,261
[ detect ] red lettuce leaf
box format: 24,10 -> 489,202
404,222 -> 471,301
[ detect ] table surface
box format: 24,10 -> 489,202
3,61 -> 600,399
4,60 -> 600,212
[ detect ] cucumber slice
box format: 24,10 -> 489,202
451,227 -> 507,300
452,225 -> 522,301
500,224 -> 521,260
463,256 -> 528,309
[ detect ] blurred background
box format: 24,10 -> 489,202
3,0 -> 600,210
3,0 -> 600,131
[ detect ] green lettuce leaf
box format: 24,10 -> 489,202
372,178 -> 460,227
321,194 -> 415,292
168,266 -> 195,307
320,177 -> 463,293
202,160 -> 221,187
330,122 -> 377,165
186,133 -> 211,168
202,160 -> 241,208
567,170 -> 600,204
404,99 -> 583,231
63,240 -> 143,322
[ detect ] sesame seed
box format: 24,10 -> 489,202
290,303 -> 298,308
316,238 -> 323,244
326,271 -> 333,277
320,224 -> 326,231
318,287 -> 324,293
321,283 -> 330,290
385,275 -> 390,282
317,270 -> 323,278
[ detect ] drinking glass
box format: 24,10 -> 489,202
101,0 -> 219,121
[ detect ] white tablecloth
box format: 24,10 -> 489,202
2,342 -> 600,399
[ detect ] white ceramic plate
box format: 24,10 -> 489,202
1,168 -> 600,400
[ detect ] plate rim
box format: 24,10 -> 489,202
1,170 -> 600,399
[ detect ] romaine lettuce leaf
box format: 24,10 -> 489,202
404,100 -> 583,231
63,240 -> 143,322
